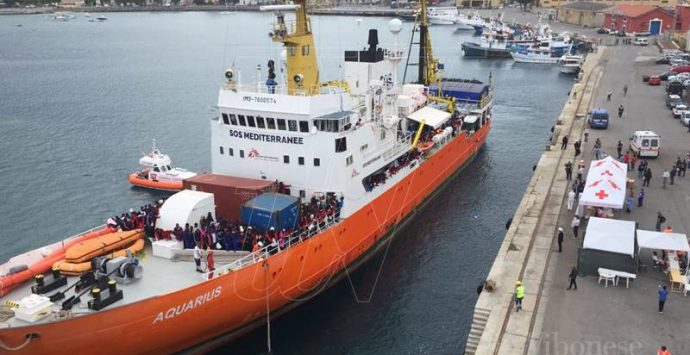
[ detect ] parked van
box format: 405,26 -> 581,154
633,38 -> 648,46
630,131 -> 661,158
589,108 -> 609,129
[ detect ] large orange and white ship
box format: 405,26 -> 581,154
0,1 -> 492,353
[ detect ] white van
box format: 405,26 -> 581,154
630,131 -> 661,157
633,38 -> 649,46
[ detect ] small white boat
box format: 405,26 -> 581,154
428,7 -> 458,25
96,16 -> 107,21
559,55 -> 583,74
128,140 -> 197,191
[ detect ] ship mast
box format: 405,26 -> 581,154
266,0 -> 320,95
417,0 -> 439,86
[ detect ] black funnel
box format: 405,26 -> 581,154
368,29 -> 379,52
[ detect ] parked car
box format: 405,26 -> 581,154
683,79 -> 690,88
630,131 -> 661,158
597,28 -> 609,34
658,71 -> 676,80
673,104 -> 688,118
656,57 -> 670,64
667,80 -> 684,95
666,94 -> 684,109
649,76 -> 661,85
589,108 -> 609,129
681,111 -> 690,126
672,65 -> 690,73
633,38 -> 649,46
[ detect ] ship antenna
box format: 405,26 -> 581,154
417,0 -> 438,85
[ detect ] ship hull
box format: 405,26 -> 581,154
461,42 -> 512,59
0,121 -> 491,354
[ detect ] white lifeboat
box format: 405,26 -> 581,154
128,140 -> 197,191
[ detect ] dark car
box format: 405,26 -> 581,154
656,57 -> 670,65
597,28 -> 609,34
659,71 -> 677,80
616,31 -> 627,37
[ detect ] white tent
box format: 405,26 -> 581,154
583,217 -> 636,257
579,156 -> 628,209
157,190 -> 215,231
407,106 -> 451,129
637,230 -> 690,252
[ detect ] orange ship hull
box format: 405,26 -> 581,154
0,122 -> 490,354
128,173 -> 183,191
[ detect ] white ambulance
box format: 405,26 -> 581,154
630,131 -> 661,158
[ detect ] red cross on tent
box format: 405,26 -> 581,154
600,170 -> 613,177
593,160 -> 607,168
609,160 -> 624,171
595,190 -> 609,200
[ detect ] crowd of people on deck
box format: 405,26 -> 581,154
106,202 -> 162,239
362,150 -> 422,192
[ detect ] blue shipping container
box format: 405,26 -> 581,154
241,193 -> 299,232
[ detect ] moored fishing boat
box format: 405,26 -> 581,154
559,55 -> 583,74
461,31 -> 513,59
0,1 -> 493,353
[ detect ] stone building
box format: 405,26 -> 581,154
555,2 -> 609,28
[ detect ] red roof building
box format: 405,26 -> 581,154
604,5 -> 674,34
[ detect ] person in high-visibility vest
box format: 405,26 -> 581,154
515,281 -> 525,312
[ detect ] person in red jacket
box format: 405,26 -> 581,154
206,246 -> 215,279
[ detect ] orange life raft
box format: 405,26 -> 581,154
0,226 -> 114,297
53,238 -> 145,276
64,229 -> 143,264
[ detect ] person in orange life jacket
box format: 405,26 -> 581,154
657,345 -> 671,355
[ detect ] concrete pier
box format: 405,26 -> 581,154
465,49 -> 605,354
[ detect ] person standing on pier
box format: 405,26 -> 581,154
657,345 -> 671,355
571,215 -> 580,238
623,84 -> 628,96
638,189 -> 645,207
644,168 -> 652,187
617,141 -> 623,159
574,140 -> 581,157
623,151 -> 630,169
557,228 -> 564,252
583,128 -> 589,143
565,161 -> 573,180
656,212 -> 666,232
658,285 -> 668,314
607,90 -> 612,101
567,190 -> 576,211
514,281 -> 525,312
561,135 -> 569,150
670,166 -> 677,185
567,266 -> 578,290
662,169 -> 670,189
618,105 -> 624,119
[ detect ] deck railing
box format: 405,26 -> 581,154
202,212 -> 341,280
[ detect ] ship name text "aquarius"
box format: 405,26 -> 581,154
229,129 -> 304,145
153,286 -> 222,324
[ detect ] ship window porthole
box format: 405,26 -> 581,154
219,146 -> 224,155
229,148 -> 234,156
247,116 -> 256,127
256,116 -> 266,129
267,117 -> 276,129
277,119 -> 287,131
229,114 -> 238,125
302,45 -> 310,56
298,157 -> 305,165
221,113 -> 229,125
284,155 -> 290,164
238,115 -> 247,126
240,150 -> 245,158
314,158 -> 320,167
299,121 -> 309,133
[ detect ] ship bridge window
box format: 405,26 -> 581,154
288,46 -> 296,57
220,146 -> 224,155
298,157 -> 305,165
302,45 -> 310,56
229,148 -> 234,156
230,114 -> 238,125
277,119 -> 287,131
284,155 -> 290,164
238,115 -> 247,126
222,113 -> 230,125
288,120 -> 298,132
267,117 -> 276,129
335,137 -> 347,153
314,158 -> 320,167
299,121 -> 309,133
247,116 -> 256,128
256,116 -> 266,129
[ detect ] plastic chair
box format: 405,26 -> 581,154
598,272 -> 616,288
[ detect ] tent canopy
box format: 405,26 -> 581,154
583,217 -> 636,257
637,230 -> 690,251
579,156 -> 628,209
407,106 -> 451,129
157,190 -> 215,231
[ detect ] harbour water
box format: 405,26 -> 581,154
0,12 -> 573,354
